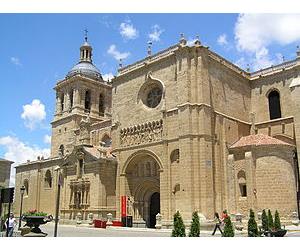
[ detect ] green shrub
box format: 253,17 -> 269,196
189,211 -> 200,237
248,209 -> 258,237
274,210 -> 281,230
223,215 -> 234,237
267,210 -> 274,231
261,209 -> 268,232
172,211 -> 186,237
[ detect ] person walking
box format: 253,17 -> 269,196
5,213 -> 17,237
212,212 -> 223,236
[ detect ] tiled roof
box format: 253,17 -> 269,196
230,134 -> 293,149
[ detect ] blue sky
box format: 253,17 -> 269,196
1,13 -> 300,184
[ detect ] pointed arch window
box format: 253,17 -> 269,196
44,170 -> 52,188
237,170 -> 247,197
268,90 -> 281,120
85,90 -> 91,112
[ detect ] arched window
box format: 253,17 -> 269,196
44,170 -> 52,188
99,94 -> 105,116
23,179 -> 29,196
69,90 -> 74,109
85,90 -> 91,112
101,134 -> 112,147
237,170 -> 247,197
268,90 -> 281,120
61,94 -> 64,112
170,149 -> 180,163
59,145 -> 64,156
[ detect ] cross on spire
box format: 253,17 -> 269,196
84,29 -> 88,42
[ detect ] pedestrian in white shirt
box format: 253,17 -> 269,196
5,213 -> 17,237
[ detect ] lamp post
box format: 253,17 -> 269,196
18,185 -> 25,230
54,166 -> 61,237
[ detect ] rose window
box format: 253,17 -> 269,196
146,87 -> 162,108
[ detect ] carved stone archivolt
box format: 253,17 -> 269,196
120,119 -> 163,147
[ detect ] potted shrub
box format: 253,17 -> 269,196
171,211 -> 186,237
189,211 -> 200,237
248,209 -> 259,237
223,214 -> 234,237
22,209 -> 53,236
262,210 -> 286,237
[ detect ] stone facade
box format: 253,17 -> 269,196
0,158 -> 13,188
13,35 -> 300,227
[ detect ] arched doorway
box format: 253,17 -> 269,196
149,192 -> 160,228
123,151 -> 161,228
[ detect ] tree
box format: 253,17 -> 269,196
274,210 -> 281,231
223,215 -> 234,237
267,209 -> 274,231
248,209 -> 258,237
189,211 -> 200,237
171,211 -> 186,237
261,209 -> 268,232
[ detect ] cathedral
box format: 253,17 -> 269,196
14,33 -> 300,228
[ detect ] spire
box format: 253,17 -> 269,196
179,33 -> 187,46
80,29 -> 92,63
297,45 -> 300,59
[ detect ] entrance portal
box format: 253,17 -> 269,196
149,192 -> 160,228
123,151 -> 161,228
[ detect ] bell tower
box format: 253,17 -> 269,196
50,32 -> 112,158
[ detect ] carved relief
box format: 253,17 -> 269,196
120,119 -> 163,147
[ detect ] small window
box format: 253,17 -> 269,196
44,170 -> 52,188
237,170 -> 247,197
99,94 -> 105,116
59,145 -> 64,156
79,159 -> 84,177
240,184 -> 247,197
61,94 -> 64,111
23,179 -> 29,196
101,134 -> 112,147
85,90 -> 91,112
170,149 -> 180,163
268,90 -> 281,120
69,90 -> 74,109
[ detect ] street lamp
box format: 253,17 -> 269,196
54,166 -> 61,237
18,185 -> 26,230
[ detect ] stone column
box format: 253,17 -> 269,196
245,151 -> 256,211
227,154 -> 236,213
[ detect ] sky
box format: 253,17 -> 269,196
2,13 -> 300,186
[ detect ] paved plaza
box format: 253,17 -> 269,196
34,222 -> 300,237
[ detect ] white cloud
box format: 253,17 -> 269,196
43,135 -> 51,144
10,57 -> 22,66
217,33 -> 228,46
0,136 -> 50,186
234,14 -> 300,70
235,14 -> 300,53
102,73 -> 114,82
107,44 -> 130,61
148,25 -> 164,42
21,99 -> 46,130
120,20 -> 138,40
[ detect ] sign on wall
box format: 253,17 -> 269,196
121,195 -> 127,217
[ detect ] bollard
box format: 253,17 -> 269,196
155,213 -> 162,229
76,212 -> 82,225
106,213 -> 113,227
235,213 -> 243,231
88,213 -> 94,225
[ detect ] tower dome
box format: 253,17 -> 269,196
66,32 -> 103,81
